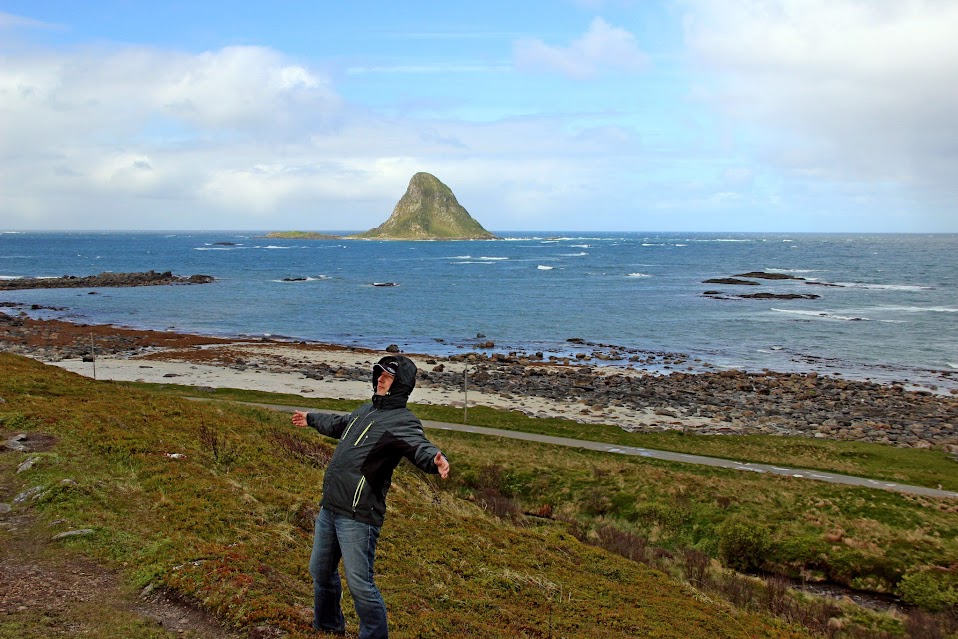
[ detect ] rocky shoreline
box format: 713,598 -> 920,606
0,270 -> 214,291
1,312 -> 956,452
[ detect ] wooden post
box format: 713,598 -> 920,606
90,331 -> 96,380
463,367 -> 468,424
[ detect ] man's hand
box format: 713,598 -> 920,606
292,410 -> 308,428
434,451 -> 450,479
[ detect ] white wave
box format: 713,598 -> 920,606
949,363 -> 958,370
875,305 -> 958,313
674,244 -> 687,247
1,231 -> 23,234
570,244 -> 591,248
0,275 -> 23,280
627,272 -> 651,278
263,245 -> 292,250
834,282 -> 933,291
452,255 -> 471,259
451,261 -> 495,265
559,252 -> 588,257
766,268 -> 823,273
478,256 -> 508,261
689,238 -> 754,242
771,308 -> 872,322
537,265 -> 554,270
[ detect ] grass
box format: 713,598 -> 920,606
125,381 -> 958,493
2,353 -> 816,638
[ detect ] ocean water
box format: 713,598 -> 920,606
1,231 -> 956,390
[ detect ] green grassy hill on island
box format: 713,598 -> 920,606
356,172 -> 497,240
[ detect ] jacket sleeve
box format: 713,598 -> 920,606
390,415 -> 443,474
306,411 -> 352,439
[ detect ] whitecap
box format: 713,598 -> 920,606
767,268 -> 823,273
263,245 -> 292,250
537,265 -> 554,270
0,275 -> 23,280
478,256 -> 508,261
674,244 -> 687,247
949,363 -> 958,370
835,282 -> 933,291
559,252 -> 588,257
627,273 -> 651,278
570,244 -> 591,248
770,308 -> 872,322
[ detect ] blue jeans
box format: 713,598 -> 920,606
309,508 -> 388,639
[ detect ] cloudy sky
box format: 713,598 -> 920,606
1,1 -> 956,232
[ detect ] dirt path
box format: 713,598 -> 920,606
1,431 -> 244,638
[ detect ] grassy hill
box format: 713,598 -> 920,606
355,172 -> 496,240
3,353 -> 958,637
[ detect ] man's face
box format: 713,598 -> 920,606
376,370 -> 395,396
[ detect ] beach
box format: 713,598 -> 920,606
2,313 -> 956,451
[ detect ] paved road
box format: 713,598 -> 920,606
216,400 -> 958,500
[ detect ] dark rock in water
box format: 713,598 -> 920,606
386,344 -> 400,353
735,271 -> 805,280
282,277 -> 307,282
738,293 -> 821,300
372,282 -> 399,287
0,270 -> 215,291
213,242 -> 237,246
703,278 -> 760,285
805,281 -> 845,288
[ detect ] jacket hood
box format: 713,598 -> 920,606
372,355 -> 416,409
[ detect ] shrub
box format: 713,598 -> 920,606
898,569 -> 958,613
717,516 -> 771,573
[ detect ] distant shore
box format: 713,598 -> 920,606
1,310 -> 956,452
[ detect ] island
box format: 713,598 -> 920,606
0,271 -> 215,291
265,172 -> 498,241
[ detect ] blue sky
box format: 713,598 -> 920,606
1,1 -> 956,232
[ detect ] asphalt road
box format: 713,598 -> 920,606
224,401 -> 958,500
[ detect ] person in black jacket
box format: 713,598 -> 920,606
292,355 -> 450,639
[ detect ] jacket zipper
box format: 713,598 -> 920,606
352,476 -> 367,512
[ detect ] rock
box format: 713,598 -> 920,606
0,270 -> 215,291
702,278 -> 760,285
51,529 -> 94,540
4,434 -> 28,452
16,456 -> 39,473
0,503 -> 10,514
734,271 -> 805,280
355,172 -> 497,240
14,486 -> 44,503
738,293 -> 821,300
386,344 -> 400,353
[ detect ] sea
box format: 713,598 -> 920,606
1,231 -> 956,391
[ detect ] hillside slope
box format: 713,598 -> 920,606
0,353 -> 809,638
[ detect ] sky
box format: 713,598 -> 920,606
1,1 -> 956,233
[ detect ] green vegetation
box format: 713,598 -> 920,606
127,381 -> 958,493
261,231 -> 342,240
4,353 -> 958,638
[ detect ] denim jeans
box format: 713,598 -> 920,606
309,508 -> 388,639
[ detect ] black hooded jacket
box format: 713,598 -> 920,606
305,355 -> 442,526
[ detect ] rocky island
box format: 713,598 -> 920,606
355,172 -> 496,240
266,172 -> 497,241
0,270 -> 214,291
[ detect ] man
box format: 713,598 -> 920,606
292,354 -> 450,638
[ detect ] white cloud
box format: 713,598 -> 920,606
681,0 -> 958,222
514,17 -> 649,79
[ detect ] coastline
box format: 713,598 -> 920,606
2,312 -> 956,451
